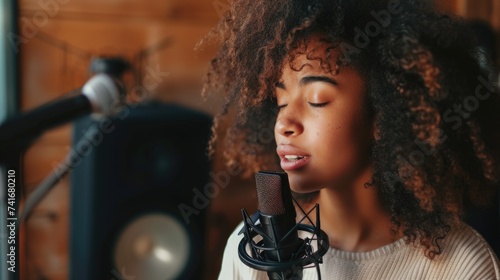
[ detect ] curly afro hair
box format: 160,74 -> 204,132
201,0 -> 500,258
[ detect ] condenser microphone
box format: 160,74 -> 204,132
256,171 -> 303,279
239,171 -> 329,280
0,74 -> 122,156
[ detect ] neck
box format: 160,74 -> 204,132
315,168 -> 402,252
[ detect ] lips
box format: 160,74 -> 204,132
276,145 -> 311,171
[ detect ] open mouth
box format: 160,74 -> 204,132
280,155 -> 310,171
276,145 -> 310,171
284,155 -> 306,161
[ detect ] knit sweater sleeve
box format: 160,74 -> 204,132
437,225 -> 500,280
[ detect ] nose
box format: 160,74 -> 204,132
275,111 -> 303,137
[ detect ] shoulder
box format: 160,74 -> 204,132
434,223 -> 500,279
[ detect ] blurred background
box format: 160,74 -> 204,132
0,0 -> 498,279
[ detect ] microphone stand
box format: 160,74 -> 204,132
0,92 -> 91,159
0,71 -> 122,280
239,202 -> 330,280
0,99 -> 84,280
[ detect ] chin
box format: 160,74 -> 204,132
290,185 -> 316,194
287,174 -> 323,194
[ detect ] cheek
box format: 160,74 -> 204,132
317,113 -> 373,160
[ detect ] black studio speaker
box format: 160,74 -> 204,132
69,102 -> 212,280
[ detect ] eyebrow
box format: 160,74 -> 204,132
275,75 -> 337,90
300,75 -> 338,86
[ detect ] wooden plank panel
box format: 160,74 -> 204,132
18,0 -> 223,22
493,0 -> 500,29
18,2 -> 224,279
436,0 -> 459,13
466,0 -> 493,21
19,18 -> 220,109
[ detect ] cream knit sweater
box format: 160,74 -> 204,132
218,222 -> 500,280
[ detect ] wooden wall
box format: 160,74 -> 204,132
17,1 -> 256,279
16,0 -> 499,279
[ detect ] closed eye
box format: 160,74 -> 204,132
277,104 -> 287,110
308,102 -> 329,108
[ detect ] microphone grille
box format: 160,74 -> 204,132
255,171 -> 294,216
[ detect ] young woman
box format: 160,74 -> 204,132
201,0 -> 500,279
